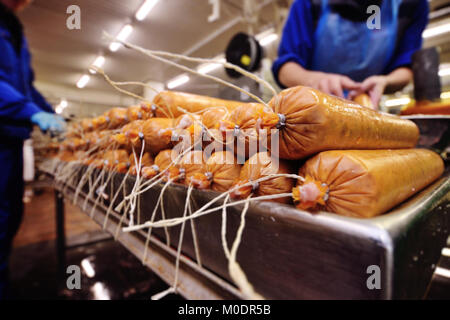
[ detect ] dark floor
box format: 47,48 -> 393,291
10,236 -> 181,300
426,246 -> 450,300
14,186 -> 101,247
9,186 -> 181,300
8,187 -> 450,300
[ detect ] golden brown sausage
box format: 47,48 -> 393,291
189,151 -> 242,191
128,152 -> 154,175
264,86 -> 419,160
83,131 -> 107,150
126,103 -> 154,122
217,103 -> 270,160
91,115 -> 109,131
200,107 -> 230,129
141,118 -> 175,154
231,151 -> 295,204
57,150 -> 76,162
200,107 -> 235,156
174,114 -> 200,129
105,107 -> 128,129
152,91 -> 244,118
113,119 -> 174,155
80,118 -> 94,132
103,149 -> 129,170
66,122 -> 82,139
353,93 -> 374,109
177,150 -> 208,185
293,149 -> 444,218
61,138 -> 87,152
401,101 -> 450,115
155,149 -> 176,172
141,149 -> 175,179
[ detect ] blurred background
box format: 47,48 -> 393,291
20,0 -> 450,118
5,0 -> 450,300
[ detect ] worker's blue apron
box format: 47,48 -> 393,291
311,0 -> 402,82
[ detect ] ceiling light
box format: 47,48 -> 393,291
422,22 -> 450,38
442,247 -> 450,257
256,28 -> 279,46
89,56 -> 105,74
59,99 -> 68,109
197,56 -> 226,74
167,74 -> 189,89
434,267 -> 450,279
109,42 -> 121,52
384,97 -> 411,107
441,91 -> 450,100
77,74 -> 90,88
258,33 -> 278,46
55,99 -> 67,114
135,0 -> 159,21
438,66 -> 450,77
109,24 -> 133,52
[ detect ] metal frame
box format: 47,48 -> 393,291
43,162 -> 450,300
48,174 -> 243,300
54,190 -> 66,278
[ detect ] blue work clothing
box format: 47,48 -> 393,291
31,111 -> 65,134
0,4 -> 54,299
0,141 -> 24,299
272,0 -> 429,87
311,0 -> 401,82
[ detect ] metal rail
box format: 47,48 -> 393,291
44,173 -> 243,300
40,160 -> 450,299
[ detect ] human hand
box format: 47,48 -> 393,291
352,93 -> 374,109
348,75 -> 388,109
31,111 -> 66,134
306,71 -> 361,98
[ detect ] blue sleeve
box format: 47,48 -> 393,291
385,0 -> 429,73
272,0 -> 316,88
0,74 -> 41,122
29,69 -> 54,113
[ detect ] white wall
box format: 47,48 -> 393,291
35,81 -> 138,118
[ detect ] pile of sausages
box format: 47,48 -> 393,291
47,86 -> 445,218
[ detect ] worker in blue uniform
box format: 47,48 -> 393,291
272,0 -> 429,107
0,0 -> 65,299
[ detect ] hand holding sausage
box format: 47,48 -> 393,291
306,71 -> 361,98
278,62 -> 361,98
348,75 -> 388,109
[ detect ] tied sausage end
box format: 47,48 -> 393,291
231,180 -> 257,199
258,111 -> 280,130
188,172 -> 212,189
128,165 -> 139,176
141,165 -> 159,179
116,162 -> 130,174
92,115 -> 109,130
292,176 -> 328,211
112,133 -> 128,146
217,119 -> 237,132
164,166 -> 185,182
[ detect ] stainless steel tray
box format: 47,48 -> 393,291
42,160 -> 450,299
